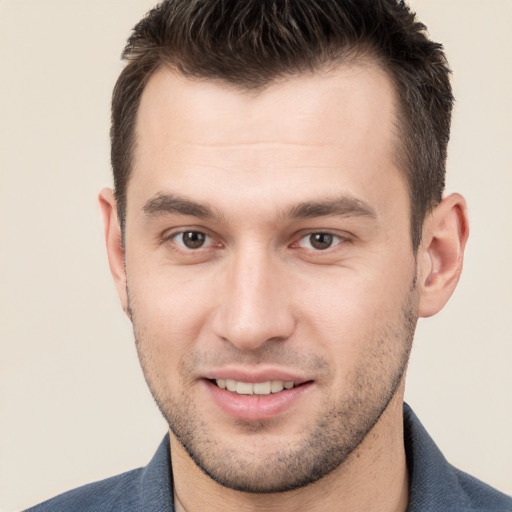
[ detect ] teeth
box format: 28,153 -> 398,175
215,379 -> 296,395
253,382 -> 271,395
236,381 -> 254,395
271,381 -> 284,393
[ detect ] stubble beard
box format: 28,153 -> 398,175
129,282 -> 418,494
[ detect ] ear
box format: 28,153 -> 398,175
98,188 -> 129,315
417,193 -> 469,318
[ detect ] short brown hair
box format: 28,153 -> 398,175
111,0 -> 453,250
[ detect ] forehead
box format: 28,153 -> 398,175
129,61 -> 405,224
135,60 -> 398,151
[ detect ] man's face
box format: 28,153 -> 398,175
123,62 -> 418,492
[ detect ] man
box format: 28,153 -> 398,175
26,0 -> 512,511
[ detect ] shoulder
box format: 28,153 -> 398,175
24,434 -> 173,512
24,468 -> 145,512
450,466 -> 512,512
403,403 -> 512,512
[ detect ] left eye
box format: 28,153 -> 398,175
297,233 -> 342,250
173,231 -> 213,249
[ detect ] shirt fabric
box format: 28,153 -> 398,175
25,403 -> 512,511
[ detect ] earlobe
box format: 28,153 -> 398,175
417,193 -> 469,318
98,188 -> 129,314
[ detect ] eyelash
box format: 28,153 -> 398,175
163,229 -> 348,253
294,232 -> 346,251
165,230 -> 218,251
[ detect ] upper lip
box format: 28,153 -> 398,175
203,367 -> 311,384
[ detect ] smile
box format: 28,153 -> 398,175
215,379 -> 296,395
205,377 -> 312,421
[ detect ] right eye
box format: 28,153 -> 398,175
172,231 -> 213,250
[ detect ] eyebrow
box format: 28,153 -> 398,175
285,196 -> 377,220
143,193 -> 219,220
143,192 -> 376,222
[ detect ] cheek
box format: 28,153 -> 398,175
301,271 -> 401,316
127,263 -> 218,357
293,261 -> 415,353
128,274 -> 216,399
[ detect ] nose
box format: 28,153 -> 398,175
212,247 -> 296,351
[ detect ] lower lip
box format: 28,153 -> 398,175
203,380 -> 313,421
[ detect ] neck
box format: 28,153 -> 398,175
171,390 -> 408,512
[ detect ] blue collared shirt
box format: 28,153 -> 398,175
26,404 -> 512,511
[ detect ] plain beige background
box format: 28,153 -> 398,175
0,0 -> 511,510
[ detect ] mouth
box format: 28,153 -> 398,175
203,371 -> 314,421
205,377 -> 313,421
210,378 -> 299,396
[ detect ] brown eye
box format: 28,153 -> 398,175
298,232 -> 341,250
177,231 -> 209,249
309,233 -> 333,250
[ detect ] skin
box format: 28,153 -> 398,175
100,61 -> 468,511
